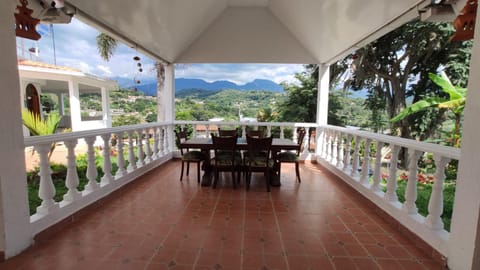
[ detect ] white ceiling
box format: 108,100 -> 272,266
65,0 -> 431,64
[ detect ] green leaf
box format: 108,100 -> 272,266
428,73 -> 465,100
391,97 -> 446,123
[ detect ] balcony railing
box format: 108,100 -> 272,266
23,121 -> 460,259
316,125 -> 460,256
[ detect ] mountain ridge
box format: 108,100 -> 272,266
112,77 -> 284,96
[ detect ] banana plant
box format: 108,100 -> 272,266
391,72 -> 466,147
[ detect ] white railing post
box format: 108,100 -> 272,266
35,143 -> 58,215
83,136 -> 99,193
115,132 -> 127,178
371,141 -> 383,192
192,124 -> 197,138
384,145 -> 400,202
205,124 -> 210,138
152,127 -> 159,160
100,133 -> 113,186
425,154 -> 450,230
144,128 -> 152,163
127,130 -> 137,172
293,127 -> 298,143
336,132 -> 344,168
302,128 -> 309,155
343,134 -> 352,172
136,129 -> 145,167
280,126 -> 285,139
350,136 -> 361,178
320,128 -> 327,159
242,125 -> 247,139
63,139 -> 81,202
267,126 -> 272,137
159,127 -> 165,156
325,131 -> 332,161
360,138 -> 372,185
331,131 -> 338,163
403,149 -> 423,214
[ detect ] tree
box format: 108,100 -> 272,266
392,72 -> 466,147
347,21 -> 471,140
96,33 -> 117,61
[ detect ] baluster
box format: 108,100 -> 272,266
280,126 -> 285,139
84,136 -> 99,193
402,149 -> 423,214
350,136 -> 361,178
165,125 -> 171,153
152,127 -> 159,160
144,128 -> 152,163
101,133 -> 113,186
331,132 -> 338,163
267,126 -> 272,137
343,134 -> 352,172
384,145 -> 400,202
35,143 -> 58,214
136,129 -> 145,167
325,131 -> 332,160
320,128 -> 327,159
293,127 -> 298,143
192,124 -> 197,138
63,139 -> 80,202
206,124 -> 210,137
115,132 -> 127,178
160,127 -> 166,156
127,130 -> 137,172
360,138 -> 372,185
425,154 -> 450,230
371,141 -> 383,192
336,132 -> 344,168
302,128 -> 309,155
241,125 -> 246,140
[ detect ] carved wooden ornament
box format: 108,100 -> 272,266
451,0 -> 478,42
15,0 -> 41,40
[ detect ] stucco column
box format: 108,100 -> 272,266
101,87 -> 111,128
0,1 -> 33,258
447,6 -> 480,270
67,80 -> 81,131
156,62 -> 174,122
315,64 -> 330,156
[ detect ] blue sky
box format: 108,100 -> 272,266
17,18 -> 305,85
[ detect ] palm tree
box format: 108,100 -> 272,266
96,33 -> 117,61
22,110 -> 61,159
391,72 -> 466,146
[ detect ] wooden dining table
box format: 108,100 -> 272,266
180,137 -> 299,187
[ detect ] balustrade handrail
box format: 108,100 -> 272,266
174,120 -> 317,129
24,121 -> 173,147
321,124 -> 461,160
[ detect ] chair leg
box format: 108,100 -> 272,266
197,161 -> 201,183
295,161 -> 301,183
213,168 -> 218,189
186,161 -> 190,176
265,169 -> 271,192
232,170 -> 236,189
180,161 -> 185,181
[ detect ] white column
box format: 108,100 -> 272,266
316,64 -> 330,126
448,6 -> 480,270
67,80 -> 81,131
101,87 -> 111,128
0,1 -> 33,258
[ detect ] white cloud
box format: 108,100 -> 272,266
97,65 -> 112,75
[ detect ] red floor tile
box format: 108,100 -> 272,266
0,160 -> 446,270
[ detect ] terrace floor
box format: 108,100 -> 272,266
0,160 -> 445,270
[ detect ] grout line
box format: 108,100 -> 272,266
269,189 -> 290,270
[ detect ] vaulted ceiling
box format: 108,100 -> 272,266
63,0 -> 446,64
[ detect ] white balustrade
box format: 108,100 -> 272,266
127,130 -> 137,172
403,149 -> 423,214
100,133 -> 113,186
343,134 -> 352,172
152,127 -> 159,160
331,132 -> 338,164
425,154 -> 450,230
336,132 -> 344,168
360,138 -> 372,185
136,129 -> 145,167
144,128 -> 152,163
371,141 -> 383,192
115,132 -> 127,178
350,136 -> 361,178
84,136 -> 99,193
35,143 -> 58,215
280,126 -> 285,139
63,139 -> 81,202
384,145 -> 400,202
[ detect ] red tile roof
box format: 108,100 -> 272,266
18,59 -> 81,72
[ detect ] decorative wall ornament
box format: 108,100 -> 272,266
451,0 -> 477,41
15,0 -> 41,40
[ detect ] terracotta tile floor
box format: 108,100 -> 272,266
0,160 -> 446,270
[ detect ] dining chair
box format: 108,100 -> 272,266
211,133 -> 242,189
244,135 -> 273,192
276,128 -> 306,183
175,129 -> 205,183
218,128 -> 238,137
247,129 -> 264,138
